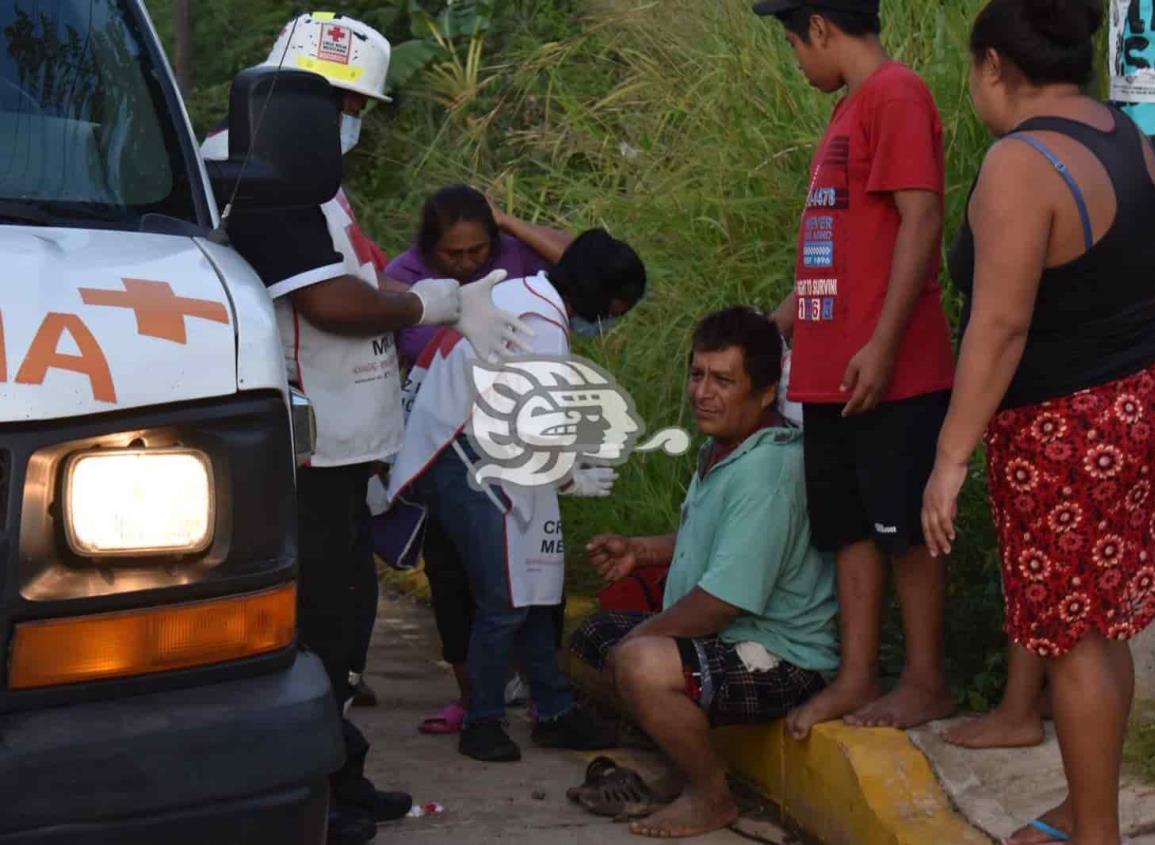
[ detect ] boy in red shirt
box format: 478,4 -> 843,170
755,0 -> 956,738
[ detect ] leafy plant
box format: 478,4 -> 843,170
376,0 -> 502,118
1125,702 -> 1155,785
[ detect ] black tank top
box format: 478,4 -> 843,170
947,108 -> 1155,410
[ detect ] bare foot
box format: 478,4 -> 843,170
648,771 -> 686,805
629,790 -> 739,839
785,677 -> 881,740
845,681 -> 955,729
941,709 -> 1045,750
1005,799 -> 1072,844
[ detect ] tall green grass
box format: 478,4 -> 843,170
1125,703 -> 1155,784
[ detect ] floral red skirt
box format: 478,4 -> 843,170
987,363 -> 1155,657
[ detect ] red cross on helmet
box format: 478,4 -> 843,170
262,11 -> 392,103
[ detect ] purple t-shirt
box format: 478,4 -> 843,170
387,233 -> 551,365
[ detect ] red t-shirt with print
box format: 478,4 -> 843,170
789,61 -> 955,404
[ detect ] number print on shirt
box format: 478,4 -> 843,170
797,294 -> 836,323
805,136 -> 851,210
796,134 -> 847,322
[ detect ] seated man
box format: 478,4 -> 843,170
571,306 -> 838,839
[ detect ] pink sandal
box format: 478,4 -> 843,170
418,701 -> 466,735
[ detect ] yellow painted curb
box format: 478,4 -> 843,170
567,658 -> 989,845
715,721 -> 990,845
377,559 -> 431,601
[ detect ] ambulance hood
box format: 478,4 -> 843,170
0,227 -> 239,422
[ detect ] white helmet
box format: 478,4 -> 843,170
263,12 -> 392,103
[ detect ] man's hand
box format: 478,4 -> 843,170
586,534 -> 639,582
454,270 -> 534,361
841,338 -> 897,417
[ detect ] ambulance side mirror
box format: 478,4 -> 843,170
206,67 -> 341,209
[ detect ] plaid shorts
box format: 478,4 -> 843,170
570,610 -> 826,727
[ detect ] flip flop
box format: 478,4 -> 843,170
566,756 -> 618,803
567,756 -> 655,820
418,701 -> 466,735
1003,818 -> 1070,844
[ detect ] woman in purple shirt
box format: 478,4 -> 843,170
386,185 -> 573,367
384,185 -> 572,734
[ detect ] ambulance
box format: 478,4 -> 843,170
0,1 -> 344,842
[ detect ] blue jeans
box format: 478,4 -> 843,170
414,444 -> 574,724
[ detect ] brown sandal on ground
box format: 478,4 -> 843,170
567,756 -> 656,820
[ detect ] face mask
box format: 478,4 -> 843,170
340,114 -> 362,155
571,315 -> 619,337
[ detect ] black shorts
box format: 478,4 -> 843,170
803,391 -> 949,556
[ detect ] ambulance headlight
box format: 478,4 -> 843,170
63,449 -> 215,557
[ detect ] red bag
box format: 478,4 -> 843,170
597,566 -> 669,613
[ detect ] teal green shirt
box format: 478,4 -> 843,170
662,426 -> 839,673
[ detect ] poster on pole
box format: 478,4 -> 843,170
1111,0 -> 1155,104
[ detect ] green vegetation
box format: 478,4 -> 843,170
1125,703 -> 1155,784
147,0 -> 1084,704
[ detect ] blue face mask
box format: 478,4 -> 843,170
570,315 -> 619,337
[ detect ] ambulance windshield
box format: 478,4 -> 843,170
0,0 -> 197,228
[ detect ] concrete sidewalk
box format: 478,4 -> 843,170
351,594 -> 784,845
910,719 -> 1155,845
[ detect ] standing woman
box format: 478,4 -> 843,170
384,186 -> 573,735
923,1 -> 1155,843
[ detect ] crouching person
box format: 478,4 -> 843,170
387,230 -> 646,763
571,307 -> 838,838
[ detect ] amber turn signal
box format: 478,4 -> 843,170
9,584 -> 296,690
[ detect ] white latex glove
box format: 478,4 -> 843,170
410,277 -> 462,326
560,465 -> 618,498
454,269 -> 535,361
778,335 -> 804,428
366,474 -> 389,517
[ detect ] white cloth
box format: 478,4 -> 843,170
202,131 -> 404,466
734,641 -> 783,673
366,474 -> 390,517
779,338 -> 803,428
387,273 -> 571,607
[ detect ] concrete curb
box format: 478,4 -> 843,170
714,721 -> 992,845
